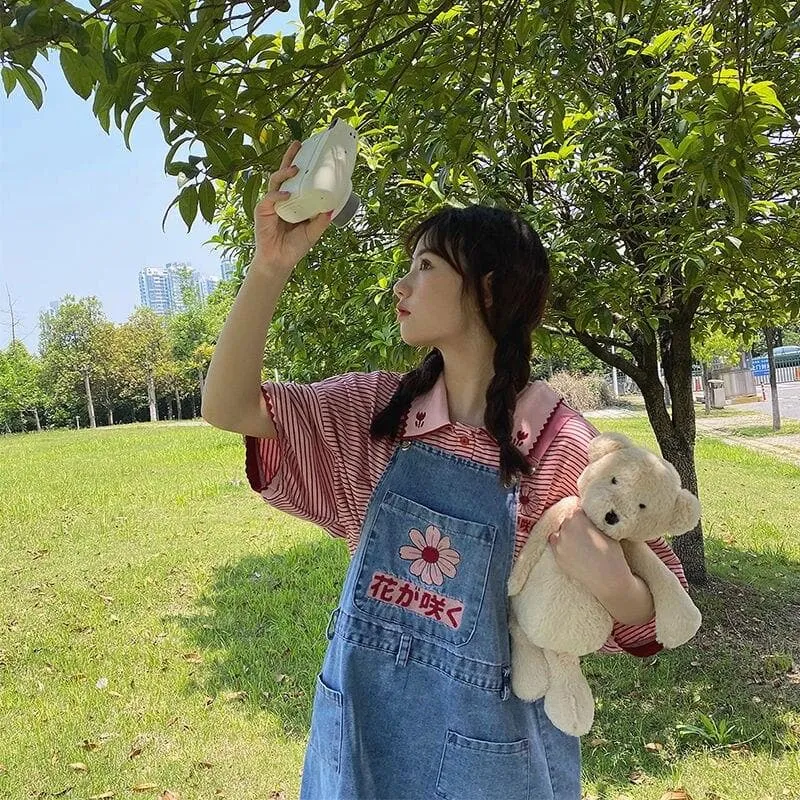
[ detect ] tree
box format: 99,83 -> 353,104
6,0 -> 799,583
120,307 -> 172,422
0,340 -> 44,432
39,295 -> 107,428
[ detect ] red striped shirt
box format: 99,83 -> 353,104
245,370 -> 688,657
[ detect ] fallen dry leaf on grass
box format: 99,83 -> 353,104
629,769 -> 647,784
132,784 -> 158,792
659,790 -> 694,800
182,652 -> 203,664
68,762 -> 88,772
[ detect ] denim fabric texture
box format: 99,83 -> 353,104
300,439 -> 581,800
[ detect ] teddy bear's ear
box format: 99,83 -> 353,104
588,432 -> 633,463
665,488 -> 701,536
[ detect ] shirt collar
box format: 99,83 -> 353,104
400,371 -> 562,454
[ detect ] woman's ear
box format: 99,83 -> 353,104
482,271 -> 494,307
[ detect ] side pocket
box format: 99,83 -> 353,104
307,673 -> 343,773
435,730 -> 529,800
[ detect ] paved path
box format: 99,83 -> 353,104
585,402 -> 800,467
693,413 -> 800,467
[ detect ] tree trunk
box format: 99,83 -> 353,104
174,385 -> 183,420
571,317 -> 707,584
84,367 -> 96,428
32,407 -> 41,431
19,410 -> 26,432
654,317 -> 706,585
105,389 -> 114,426
764,327 -> 781,431
197,367 -> 205,399
147,372 -> 158,422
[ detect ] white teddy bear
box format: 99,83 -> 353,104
507,432 -> 703,736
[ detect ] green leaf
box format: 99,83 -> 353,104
60,48 -> 95,100
139,27 -> 177,57
643,29 -> 681,58
2,67 -> 17,96
178,185 -> 198,229
123,99 -> 148,150
657,138 -> 679,159
748,81 -> 786,114
198,179 -> 216,223
13,68 -> 43,109
285,119 -> 303,142
242,172 -> 263,221
203,138 -> 233,175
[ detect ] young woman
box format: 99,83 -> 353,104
202,141 -> 691,799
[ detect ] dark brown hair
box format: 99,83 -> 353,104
370,204 -> 551,487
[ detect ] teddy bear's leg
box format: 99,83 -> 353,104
509,613 -> 549,701
622,541 -> 702,648
541,649 -> 595,737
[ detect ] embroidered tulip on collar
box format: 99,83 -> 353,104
399,525 -> 461,586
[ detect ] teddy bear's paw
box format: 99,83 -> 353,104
656,603 -> 702,648
544,683 -> 595,737
511,670 -> 548,702
507,570 -> 526,597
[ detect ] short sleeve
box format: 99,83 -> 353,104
537,414 -> 687,658
600,538 -> 689,657
244,370 -> 399,542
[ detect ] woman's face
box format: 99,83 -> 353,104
392,237 -> 479,348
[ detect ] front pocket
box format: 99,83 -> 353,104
307,673 -> 343,773
435,730 -> 529,800
353,491 -> 497,646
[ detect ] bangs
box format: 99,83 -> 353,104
402,209 -> 468,277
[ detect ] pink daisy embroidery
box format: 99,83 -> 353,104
399,525 -> 461,586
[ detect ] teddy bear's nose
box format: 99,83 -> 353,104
605,510 -> 619,525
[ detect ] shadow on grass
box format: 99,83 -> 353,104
175,537 -> 348,739
582,541 -> 800,791
175,537 -> 799,789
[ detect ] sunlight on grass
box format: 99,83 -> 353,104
1,420 -> 798,798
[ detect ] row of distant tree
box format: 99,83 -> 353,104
1,274 -> 794,434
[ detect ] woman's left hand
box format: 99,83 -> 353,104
548,507 -> 633,596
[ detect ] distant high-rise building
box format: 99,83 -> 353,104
139,263 -> 221,314
220,259 -> 235,280
139,267 -> 172,314
197,274 -> 221,302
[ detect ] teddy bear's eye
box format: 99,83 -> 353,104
611,477 -> 617,485
639,503 -> 646,509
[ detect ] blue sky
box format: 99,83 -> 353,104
0,12 -> 296,352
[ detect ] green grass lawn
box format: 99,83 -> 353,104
1,419 -> 798,799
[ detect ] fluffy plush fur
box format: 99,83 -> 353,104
507,432 -> 703,736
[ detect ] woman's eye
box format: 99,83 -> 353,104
419,259 -> 432,270
611,477 -> 617,485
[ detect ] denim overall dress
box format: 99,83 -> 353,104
300,435 -> 581,800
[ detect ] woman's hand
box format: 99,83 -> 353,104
250,140 -> 335,275
548,507 -> 656,625
547,507 -> 633,596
